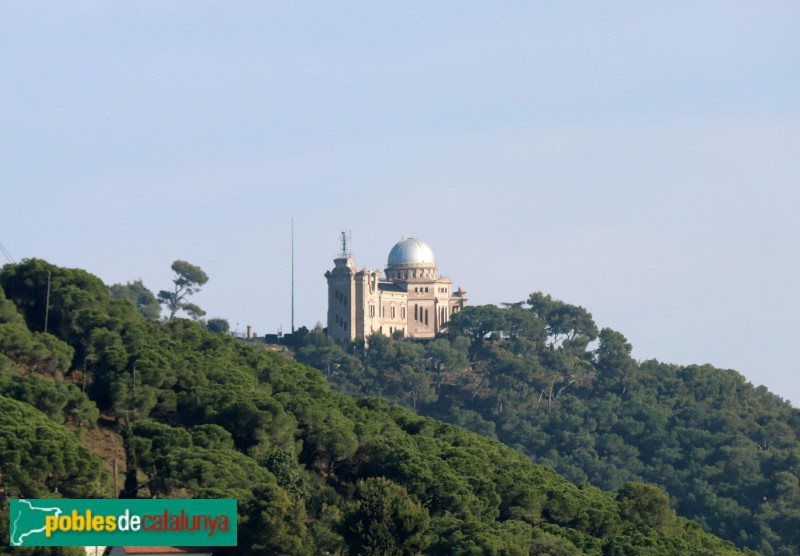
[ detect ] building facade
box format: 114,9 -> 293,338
325,235 -> 467,342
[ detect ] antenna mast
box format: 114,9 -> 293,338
291,218 -> 295,334
338,230 -> 352,259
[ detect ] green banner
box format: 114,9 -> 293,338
9,499 -> 237,547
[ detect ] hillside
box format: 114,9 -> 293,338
0,259 -> 751,555
294,297 -> 800,555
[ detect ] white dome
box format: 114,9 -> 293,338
387,237 -> 436,269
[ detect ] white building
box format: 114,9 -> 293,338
325,235 -> 467,342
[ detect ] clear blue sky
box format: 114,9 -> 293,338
2,3 -> 799,403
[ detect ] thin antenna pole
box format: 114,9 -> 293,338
113,459 -> 119,499
44,271 -> 51,333
291,218 -> 295,334
337,230 -> 351,258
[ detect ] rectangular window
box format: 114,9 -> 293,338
391,306 -> 396,319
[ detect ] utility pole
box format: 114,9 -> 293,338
113,459 -> 119,499
44,271 -> 51,333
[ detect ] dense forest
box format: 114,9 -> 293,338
0,259 -> 751,555
293,296 -> 800,555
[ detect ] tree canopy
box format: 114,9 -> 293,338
157,260 -> 208,320
296,295 -> 800,556
110,279 -> 161,320
206,317 -> 230,334
0,263 -> 752,555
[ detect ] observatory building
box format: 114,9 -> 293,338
325,234 -> 468,342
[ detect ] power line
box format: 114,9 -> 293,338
0,240 -> 15,264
